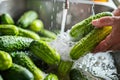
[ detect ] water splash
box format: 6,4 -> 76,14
92,1 -> 95,15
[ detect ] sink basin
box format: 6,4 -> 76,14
0,0 -> 115,31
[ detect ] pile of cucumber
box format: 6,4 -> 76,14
0,10 -> 60,80
0,10 -> 112,80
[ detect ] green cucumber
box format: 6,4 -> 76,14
18,27 -> 40,40
0,36 -> 33,52
1,63 -> 34,80
30,40 -> 60,65
0,25 -> 19,35
10,51 -> 45,80
1,13 -> 14,24
0,50 -> 12,70
44,73 -> 58,80
69,12 -> 112,41
17,11 -> 38,28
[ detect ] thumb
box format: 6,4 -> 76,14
93,35 -> 112,53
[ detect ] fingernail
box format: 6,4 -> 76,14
92,19 -> 99,25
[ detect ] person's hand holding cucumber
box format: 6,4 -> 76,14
92,6 -> 120,52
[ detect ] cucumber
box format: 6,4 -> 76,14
0,25 -> 19,36
30,40 -> 60,65
1,63 -> 34,80
30,19 -> 44,32
10,51 -> 45,80
69,12 -> 112,41
69,68 -> 87,80
1,13 -> 14,24
70,26 -> 112,60
17,11 -> 38,28
0,36 -> 33,52
44,73 -> 58,80
0,50 -> 12,71
58,61 -> 73,77
18,27 -> 40,40
39,29 -> 57,39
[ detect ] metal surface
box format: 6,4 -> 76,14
113,0 -> 120,7
0,0 -> 116,31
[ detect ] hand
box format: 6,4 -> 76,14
92,6 -> 120,53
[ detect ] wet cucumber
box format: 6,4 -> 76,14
17,11 -> 38,28
18,27 -> 40,40
1,13 -> 14,24
10,51 -> 45,80
30,40 -> 60,65
0,50 -> 12,71
44,73 -> 58,80
1,63 -> 34,80
0,36 -> 33,52
69,12 -> 112,41
70,26 -> 112,60
0,25 -> 19,35
69,68 -> 87,80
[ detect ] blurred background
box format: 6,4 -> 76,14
0,0 -> 118,32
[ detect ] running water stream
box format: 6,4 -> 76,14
60,9 -> 68,34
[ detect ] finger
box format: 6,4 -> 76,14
112,6 -> 120,16
109,44 -> 120,51
92,16 -> 114,28
93,35 -> 112,53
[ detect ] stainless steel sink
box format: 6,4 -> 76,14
0,0 -> 116,31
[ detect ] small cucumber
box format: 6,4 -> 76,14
17,11 -> 38,28
44,73 -> 58,80
58,61 -> 73,77
69,12 -> 112,41
30,40 -> 60,65
10,51 -> 45,80
69,68 -> 87,80
0,50 -> 12,70
0,36 -> 33,52
0,25 -> 19,36
1,13 -> 14,24
39,29 -> 57,39
18,27 -> 40,40
1,63 -> 34,80
30,19 -> 44,32
70,26 -> 112,60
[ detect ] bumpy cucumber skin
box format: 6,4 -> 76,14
70,26 -> 112,60
1,63 -> 34,80
69,12 -> 112,41
1,13 -> 14,24
0,25 -> 19,35
58,61 -> 73,77
39,29 -> 57,39
10,51 -> 45,80
44,74 -> 58,80
0,50 -> 12,70
0,36 -> 33,52
17,11 -> 38,28
18,27 -> 40,40
30,41 -> 60,65
70,69 -> 87,80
